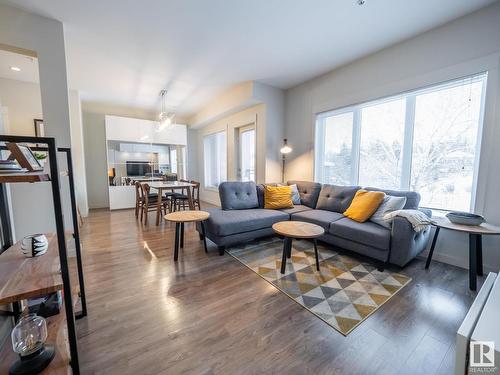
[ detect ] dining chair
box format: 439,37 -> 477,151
141,183 -> 169,224
172,179 -> 190,211
190,180 -> 201,210
172,180 -> 200,210
164,173 -> 178,182
134,182 -> 143,219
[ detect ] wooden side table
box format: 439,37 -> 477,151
425,216 -> 500,290
164,210 -> 210,261
272,221 -> 325,274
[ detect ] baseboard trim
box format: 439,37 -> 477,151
417,251 -> 497,274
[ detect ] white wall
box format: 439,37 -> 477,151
0,5 -> 74,241
82,106 -> 188,209
186,128 -> 199,182
0,78 -> 42,134
189,81 -> 285,205
68,90 -> 89,215
253,82 -> 285,183
285,2 -> 500,272
82,111 -> 109,208
82,104 -> 160,209
0,78 -> 89,216
195,104 -> 264,205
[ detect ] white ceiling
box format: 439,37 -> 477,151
0,50 -> 39,83
0,0 -> 496,117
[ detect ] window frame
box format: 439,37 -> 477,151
203,130 -> 227,191
314,72 -> 488,212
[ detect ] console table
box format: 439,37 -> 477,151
425,216 -> 500,291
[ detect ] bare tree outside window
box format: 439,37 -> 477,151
315,73 -> 486,211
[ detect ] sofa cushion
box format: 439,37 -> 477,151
316,184 -> 360,213
291,209 -> 344,230
204,208 -> 288,237
370,195 -> 407,228
343,190 -> 385,222
287,181 -> 322,208
330,217 -> 391,250
279,205 -> 312,216
219,181 -> 259,210
264,185 -> 294,209
364,187 -> 420,210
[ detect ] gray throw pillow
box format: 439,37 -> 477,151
289,184 -> 301,205
370,195 -> 407,228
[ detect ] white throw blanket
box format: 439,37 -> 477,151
383,209 -> 432,232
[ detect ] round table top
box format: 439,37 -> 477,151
432,216 -> 500,235
164,210 -> 210,223
272,221 -> 325,238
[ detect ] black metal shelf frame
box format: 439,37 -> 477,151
0,134 -> 86,374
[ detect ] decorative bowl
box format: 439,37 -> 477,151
21,234 -> 48,257
446,211 -> 484,226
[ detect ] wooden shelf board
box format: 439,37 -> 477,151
0,247 -> 82,375
0,232 -> 74,305
0,302 -> 72,375
0,171 -> 50,183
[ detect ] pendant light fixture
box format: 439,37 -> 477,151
158,89 -> 176,132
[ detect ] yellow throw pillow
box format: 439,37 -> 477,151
264,185 -> 294,209
343,190 -> 385,222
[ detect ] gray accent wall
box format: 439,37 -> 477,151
284,2 -> 500,272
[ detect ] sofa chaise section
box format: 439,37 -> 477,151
197,180 -> 431,268
199,207 -> 288,252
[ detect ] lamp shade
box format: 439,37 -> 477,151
9,314 -> 55,375
11,314 -> 47,357
280,139 -> 292,154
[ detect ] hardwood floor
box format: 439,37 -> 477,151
76,207 -> 482,375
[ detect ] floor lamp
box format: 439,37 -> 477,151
280,139 -> 292,183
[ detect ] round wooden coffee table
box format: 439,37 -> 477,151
272,221 -> 325,274
164,210 -> 210,261
425,216 -> 500,290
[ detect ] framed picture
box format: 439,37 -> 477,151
34,119 -> 44,137
6,143 -> 43,172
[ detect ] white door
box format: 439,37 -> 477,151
237,125 -> 255,182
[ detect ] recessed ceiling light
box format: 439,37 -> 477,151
10,66 -> 21,72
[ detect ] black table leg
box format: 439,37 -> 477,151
313,239 -> 320,271
174,222 -> 180,261
200,221 -> 208,253
469,233 -> 478,291
425,227 -> 440,269
281,237 -> 291,274
287,238 -> 293,259
476,234 -> 483,276
180,222 -> 185,248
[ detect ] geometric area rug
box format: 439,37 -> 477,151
228,237 -> 411,336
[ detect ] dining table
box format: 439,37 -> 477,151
146,181 -> 196,225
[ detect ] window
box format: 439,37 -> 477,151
359,98 -> 406,189
238,127 -> 256,182
170,148 -> 177,174
314,112 -> 353,185
204,131 -> 227,189
315,73 -> 487,211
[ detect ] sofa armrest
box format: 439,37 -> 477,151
390,216 -> 431,267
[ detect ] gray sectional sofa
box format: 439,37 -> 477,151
197,180 -> 432,269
